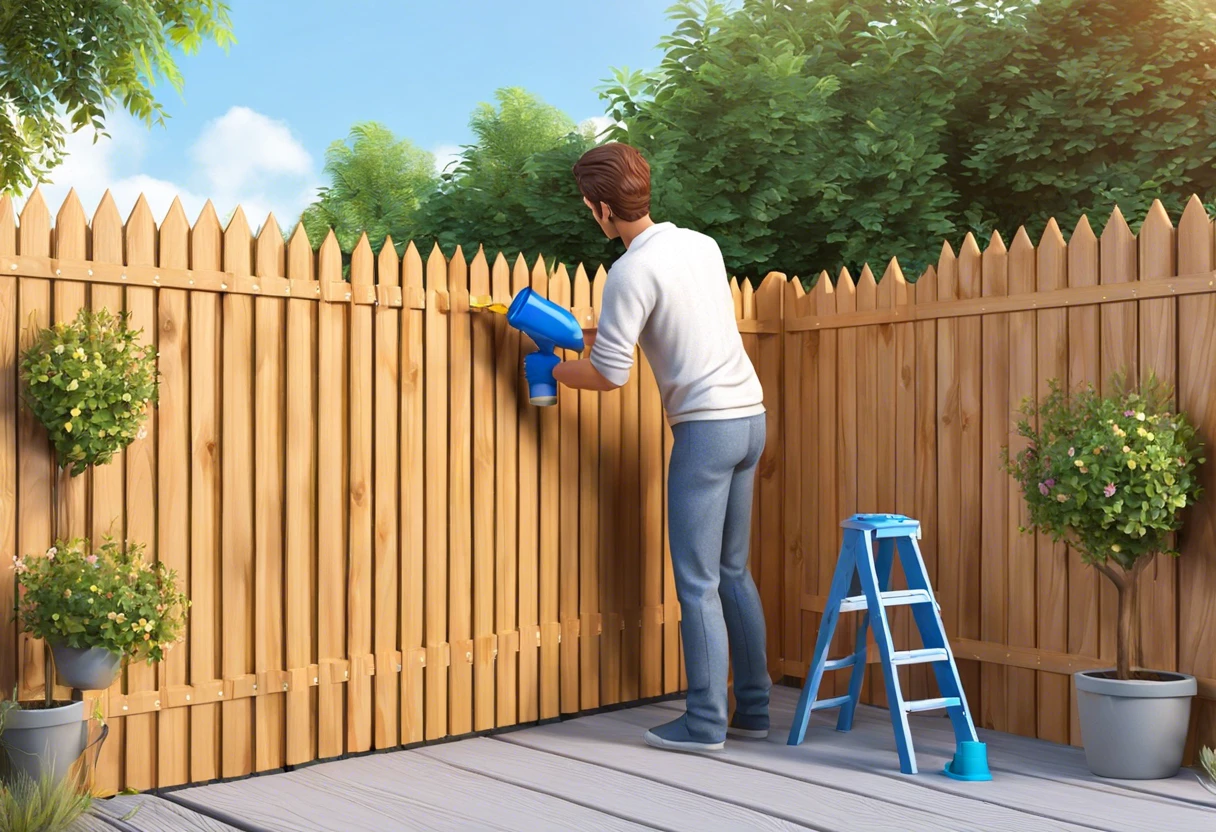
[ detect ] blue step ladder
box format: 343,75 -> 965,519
787,514 -> 988,779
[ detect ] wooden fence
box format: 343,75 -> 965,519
1,185 -> 1214,791
781,196 -> 1216,758
0,187 -> 785,793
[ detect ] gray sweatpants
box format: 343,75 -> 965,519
668,414 -> 772,742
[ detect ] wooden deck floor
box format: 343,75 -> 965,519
82,684 -> 1216,831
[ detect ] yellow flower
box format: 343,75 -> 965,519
90,585 -> 98,592
54,344 -> 65,355
73,348 -> 86,359
1136,412 -> 1146,421
1123,445 -> 1131,453
1112,544 -> 1122,553
115,613 -> 126,624
1128,459 -> 1138,469
1146,432 -> 1155,441
138,618 -> 147,627
121,393 -> 132,402
107,612 -> 117,620
1074,459 -> 1084,467
1056,494 -> 1069,502
63,422 -> 73,433
98,430 -> 106,438
66,379 -> 79,391
63,589 -> 71,598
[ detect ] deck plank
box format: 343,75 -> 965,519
420,735 -> 801,831
503,709 -> 1066,832
90,794 -> 242,831
173,746 -> 647,831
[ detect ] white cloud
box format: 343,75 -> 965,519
27,107 -> 321,233
431,143 -> 463,176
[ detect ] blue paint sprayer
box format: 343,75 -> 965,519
471,288 -> 584,406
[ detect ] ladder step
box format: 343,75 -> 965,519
890,648 -> 950,666
838,589 -> 934,613
904,696 -> 961,713
822,656 -> 857,672
811,695 -> 853,712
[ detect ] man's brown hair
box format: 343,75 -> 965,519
572,142 -> 651,222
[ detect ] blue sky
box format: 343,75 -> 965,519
37,0 -> 674,229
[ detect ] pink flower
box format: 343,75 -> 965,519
1067,447 -> 1075,457
1104,483 -> 1117,498
1038,482 -> 1050,496
1045,478 -> 1055,488
86,554 -> 98,566
1124,410 -> 1135,417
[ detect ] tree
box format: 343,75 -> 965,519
601,0 -> 1216,280
300,122 -> 437,255
0,0 -> 235,192
414,87 -> 619,270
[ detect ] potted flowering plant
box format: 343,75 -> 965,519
3,307 -> 160,787
1005,374 -> 1204,780
4,539 -> 186,786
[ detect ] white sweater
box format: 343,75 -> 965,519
589,222 -> 766,425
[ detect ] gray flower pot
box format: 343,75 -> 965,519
50,642 -> 122,691
0,700 -> 88,786
1075,669 -> 1197,780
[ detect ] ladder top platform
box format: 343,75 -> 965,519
840,514 -> 921,537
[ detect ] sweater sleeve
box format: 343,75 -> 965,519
589,264 -> 653,387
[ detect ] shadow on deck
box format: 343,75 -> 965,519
81,685 -> 1215,831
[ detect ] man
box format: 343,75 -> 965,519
553,142 -> 771,752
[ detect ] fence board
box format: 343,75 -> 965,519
470,249 -> 496,731
619,338 -> 642,705
374,238 -> 402,747
831,270 -> 857,697
218,208 -> 253,778
1098,209 -> 1138,683
448,247 -> 473,736
911,266 -> 937,704
888,263 -> 913,697
1177,197 -> 1216,760
576,266 -> 602,710
253,217 -> 287,772
552,266 -> 580,714
187,202 -> 221,785
316,232 -> 348,758
1137,202 -> 1177,677
979,233 -> 1009,732
400,243 -> 425,744
595,267 -> 622,706
17,190 -> 52,707
755,274 -> 783,679
536,257 -> 560,720
1006,228 -> 1038,739
347,235 -> 375,752
782,279 -> 804,685
514,255 -> 540,724
855,266 -> 878,703
491,253 -> 518,729
956,235 -> 983,709
156,198 -> 191,786
797,279 -> 820,683
285,224 -> 318,765
424,244 -> 450,739
1040,219 -> 1074,745
123,195 -> 159,788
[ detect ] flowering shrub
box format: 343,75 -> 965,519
19,308 -> 158,477
15,538 -> 188,664
1004,375 -> 1204,679
1005,377 -> 1203,570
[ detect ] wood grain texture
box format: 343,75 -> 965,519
423,244 -> 449,739
447,247 -> 473,736
470,248 -> 496,731
491,253 -> 518,729
399,243 -> 425,744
